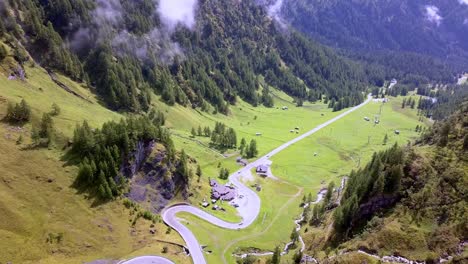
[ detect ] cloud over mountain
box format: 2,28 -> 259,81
425,5 -> 442,26
158,0 -> 198,31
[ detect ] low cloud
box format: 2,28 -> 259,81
94,0 -> 122,26
425,5 -> 443,26
267,0 -> 287,29
458,0 -> 468,5
70,0 -> 199,64
157,0 -> 198,31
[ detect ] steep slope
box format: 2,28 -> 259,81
2,0 -> 370,114
0,60 -> 192,264
300,100 -> 467,262
277,0 -> 465,82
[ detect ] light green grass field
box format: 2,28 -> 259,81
271,96 -> 430,188
172,95 -> 427,264
0,65 -> 121,136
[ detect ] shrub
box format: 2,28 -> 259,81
0,44 -> 7,61
50,103 -> 61,116
6,99 -> 31,123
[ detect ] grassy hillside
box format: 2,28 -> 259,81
0,56 -> 192,263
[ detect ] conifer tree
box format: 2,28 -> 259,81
271,246 -> 281,264
383,133 -> 389,145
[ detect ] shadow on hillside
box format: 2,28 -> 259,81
60,149 -> 80,167
70,179 -> 109,208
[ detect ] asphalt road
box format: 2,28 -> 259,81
119,256 -> 175,264
121,95 -> 372,264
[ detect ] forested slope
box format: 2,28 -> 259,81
319,101 -> 467,262
1,0 -> 372,114
277,0 -> 465,84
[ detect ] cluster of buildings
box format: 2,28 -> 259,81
210,179 -> 236,201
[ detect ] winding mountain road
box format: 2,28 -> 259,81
121,95 -> 372,264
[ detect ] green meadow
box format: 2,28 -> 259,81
1,54 -> 428,264
171,95 -> 427,264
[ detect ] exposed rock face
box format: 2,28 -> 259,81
124,141 -> 188,213
357,194 -> 399,219
121,140 -> 155,177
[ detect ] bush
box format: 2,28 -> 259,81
162,246 -> 168,253
6,99 -> 31,123
50,103 -> 61,116
31,113 -> 54,146
141,210 -> 154,221
219,167 -> 229,180
0,44 -> 7,61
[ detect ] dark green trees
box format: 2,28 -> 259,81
209,122 -> 237,149
6,99 -> 31,123
244,139 -> 258,159
333,144 -> 404,238
71,116 -> 176,200
218,168 -> 229,180
271,246 -> 281,264
0,44 -> 7,61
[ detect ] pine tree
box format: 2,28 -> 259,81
383,133 -> 388,145
177,150 -> 189,181
77,160 -> 93,185
290,228 -> 299,242
0,44 -> 7,62
293,250 -> 303,264
247,139 -> 258,158
98,184 -> 106,199
402,98 -> 407,108
325,181 -> 335,204
197,126 -> 202,136
239,138 -> 246,155
372,173 -> 385,196
50,103 -> 61,116
6,99 -> 31,123
271,246 -> 281,264
38,113 -> 54,141
191,127 -> 196,137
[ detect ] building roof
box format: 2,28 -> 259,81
210,179 -> 218,187
211,180 -> 237,201
256,165 -> 268,173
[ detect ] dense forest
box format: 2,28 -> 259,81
1,0 -> 390,115
277,0 -> 464,83
331,100 -> 467,255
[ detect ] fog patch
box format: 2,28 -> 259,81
157,0 -> 198,31
70,0 -> 194,64
425,5 -> 443,26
